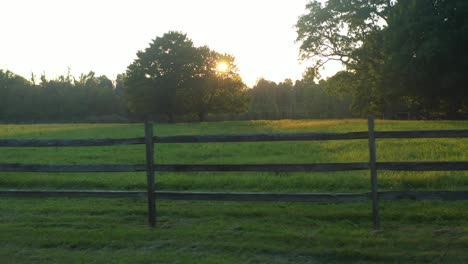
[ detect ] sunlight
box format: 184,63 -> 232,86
216,61 -> 229,73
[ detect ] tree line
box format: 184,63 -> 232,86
2,0 -> 467,122
0,31 -> 352,123
0,70 -> 126,123
0,68 -> 351,123
245,77 -> 352,120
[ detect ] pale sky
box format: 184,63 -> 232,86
0,0 -> 342,87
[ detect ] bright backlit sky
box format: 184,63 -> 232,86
0,0 -> 342,87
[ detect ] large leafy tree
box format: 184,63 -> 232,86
124,31 -> 248,122
383,0 -> 468,118
182,46 -> 248,121
295,1 -> 393,117
124,31 -> 197,122
297,0 -> 468,118
297,0 -> 391,116
296,0 -> 393,75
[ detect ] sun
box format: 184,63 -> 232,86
216,61 -> 229,73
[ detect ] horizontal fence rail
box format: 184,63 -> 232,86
155,132 -> 370,143
156,130 -> 468,143
1,162 -> 468,173
374,130 -> 468,139
377,161 -> 468,171
1,130 -> 468,147
0,163 -> 370,172
1,117 -> 467,230
1,190 -> 468,202
0,163 -> 146,172
154,163 -> 370,172
378,191 -> 468,201
0,138 -> 145,147
0,190 -> 369,201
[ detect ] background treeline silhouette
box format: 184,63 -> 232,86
0,70 -> 126,123
0,69 -> 352,123
3,0 -> 468,123
243,78 -> 352,121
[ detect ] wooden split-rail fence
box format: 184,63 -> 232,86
1,116 -> 468,230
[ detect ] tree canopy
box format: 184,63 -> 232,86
383,0 -> 468,117
124,31 -> 249,122
297,0 -> 468,119
296,0 -> 393,73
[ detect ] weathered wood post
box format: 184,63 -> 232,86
145,121 -> 156,227
367,115 -> 381,230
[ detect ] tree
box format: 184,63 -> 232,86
124,31 -> 249,122
0,68 -> 126,123
73,72 -> 122,117
0,70 -> 33,121
296,0 -> 468,119
249,78 -> 279,119
246,76 -> 352,120
182,47 -> 248,121
124,31 -> 197,122
296,0 -> 394,76
383,0 -> 468,118
276,79 -> 294,118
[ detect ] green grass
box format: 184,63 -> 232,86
1,119 -> 468,263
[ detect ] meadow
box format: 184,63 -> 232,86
1,119 -> 468,263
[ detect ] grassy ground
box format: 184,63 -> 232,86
1,119 -> 467,263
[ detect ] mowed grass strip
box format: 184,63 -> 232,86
1,198 -> 467,263
1,119 -> 468,263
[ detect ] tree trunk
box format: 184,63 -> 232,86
167,113 -> 174,123
198,111 -> 206,122
446,100 -> 462,120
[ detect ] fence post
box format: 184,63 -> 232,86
145,121 -> 156,227
367,115 -> 380,231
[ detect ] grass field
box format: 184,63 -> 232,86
1,119 -> 468,263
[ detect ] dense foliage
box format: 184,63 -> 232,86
0,68 -> 351,123
297,0 -> 468,119
245,78 -> 352,120
1,30 -> 351,123
124,31 -> 248,122
4,0 -> 467,125
0,70 -> 125,123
